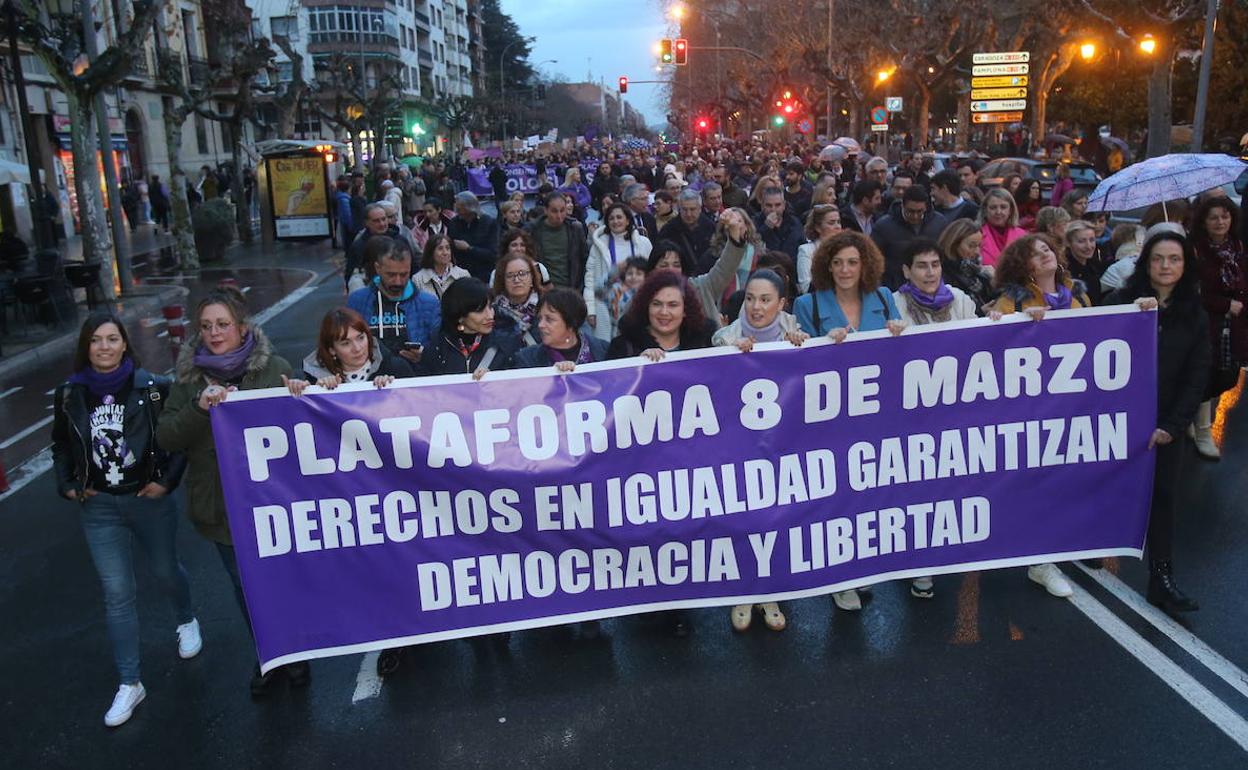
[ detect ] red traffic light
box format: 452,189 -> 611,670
618,76 -> 629,94
674,38 -> 688,65
696,117 -> 709,130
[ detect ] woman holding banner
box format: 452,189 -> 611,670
988,234 -> 1089,598
155,286 -> 308,695
418,277 -> 521,379
711,268 -> 808,632
1104,231 -> 1208,614
286,307 -> 413,394
793,230 -> 905,612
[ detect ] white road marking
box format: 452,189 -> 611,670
0,386 -> 22,400
250,284 -> 316,327
352,652 -> 382,703
0,448 -> 52,504
1067,581 -> 1248,752
157,330 -> 169,338
241,286 -> 251,294
44,388 -> 56,395
1076,563 -> 1248,702
0,416 -> 53,449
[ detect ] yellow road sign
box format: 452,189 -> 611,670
971,87 -> 1028,100
972,111 -> 1024,124
971,75 -> 1029,88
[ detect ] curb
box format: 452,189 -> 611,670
0,284 -> 187,382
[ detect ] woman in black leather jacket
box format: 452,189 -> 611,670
51,313 -> 196,728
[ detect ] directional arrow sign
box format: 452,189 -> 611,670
971,99 -> 1028,112
972,63 -> 1029,76
972,75 -> 1029,89
973,51 -> 1030,64
971,87 -> 1029,100
972,111 -> 1024,124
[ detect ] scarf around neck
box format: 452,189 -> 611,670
1043,283 -> 1074,310
194,331 -> 256,382
985,223 -> 1012,254
68,356 -> 134,398
740,312 -> 785,343
546,334 -> 594,365
899,281 -> 955,312
494,292 -> 538,331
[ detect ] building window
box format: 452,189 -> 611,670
195,114 -> 209,155
277,61 -> 293,82
271,15 -> 295,39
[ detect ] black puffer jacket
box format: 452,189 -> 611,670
52,367 -> 186,498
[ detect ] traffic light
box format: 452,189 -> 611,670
618,76 -> 628,94
659,39 -> 673,64
772,115 -> 786,127
535,84 -> 547,100
410,120 -> 426,137
383,115 -> 403,143
695,116 -> 709,132
674,38 -> 688,65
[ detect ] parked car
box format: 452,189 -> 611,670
976,158 -> 1102,197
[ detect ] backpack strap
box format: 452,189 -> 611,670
811,290 -> 824,335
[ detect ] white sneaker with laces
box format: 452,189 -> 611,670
832,589 -> 862,611
1028,563 -> 1073,597
176,618 -> 202,659
104,683 -> 146,727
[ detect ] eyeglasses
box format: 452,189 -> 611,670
505,271 -> 531,282
199,321 -> 235,333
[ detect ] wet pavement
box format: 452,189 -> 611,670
1,273 -> 1246,767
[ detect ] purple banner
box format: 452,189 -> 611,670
213,308 -> 1157,671
466,162 -> 598,198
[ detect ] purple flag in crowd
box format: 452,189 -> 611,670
213,308 -> 1157,671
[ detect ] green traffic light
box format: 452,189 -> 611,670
773,115 -> 786,126
411,122 -> 425,137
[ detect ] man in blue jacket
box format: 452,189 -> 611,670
346,237 -> 441,365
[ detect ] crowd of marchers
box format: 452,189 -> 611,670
49,137 -> 1246,728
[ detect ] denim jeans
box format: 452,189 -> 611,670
213,543 -> 253,636
80,492 -> 194,684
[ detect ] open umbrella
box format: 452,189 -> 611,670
832,137 -> 861,153
818,144 -> 847,162
1044,133 -> 1075,146
1086,153 -> 1247,213
1103,136 -> 1133,163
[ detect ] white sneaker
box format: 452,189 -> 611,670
1028,563 -> 1073,598
910,576 -> 935,599
104,683 -> 146,727
176,618 -> 202,659
833,589 -> 862,611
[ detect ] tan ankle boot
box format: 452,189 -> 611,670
1193,400 -> 1220,460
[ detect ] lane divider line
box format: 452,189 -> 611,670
0,386 -> 22,400
1076,563 -> 1248,702
1067,581 -> 1248,752
0,416 -> 53,449
352,652 -> 382,703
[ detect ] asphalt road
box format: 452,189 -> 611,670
2,274 -> 1247,768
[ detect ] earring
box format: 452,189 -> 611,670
457,323 -> 465,332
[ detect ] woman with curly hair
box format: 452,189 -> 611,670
793,230 -> 904,340
991,233 -> 1090,317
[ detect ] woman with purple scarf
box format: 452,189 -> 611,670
712,268 -> 808,633
893,239 -> 978,327
52,313 -> 195,727
155,286 -> 305,696
513,288 -> 610,374
889,240 -> 978,601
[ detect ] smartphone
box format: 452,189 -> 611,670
403,342 -> 423,351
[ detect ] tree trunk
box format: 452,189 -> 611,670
67,89 -> 117,298
955,89 -> 971,149
162,96 -> 199,270
848,100 -> 862,142
914,80 -> 932,151
1146,42 -> 1174,158
229,117 -> 252,245
276,101 -> 297,139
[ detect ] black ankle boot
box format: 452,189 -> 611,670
286,661 -> 310,688
1147,560 -> 1199,613
376,648 -> 403,676
250,664 -> 281,697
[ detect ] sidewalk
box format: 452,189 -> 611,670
0,231 -> 340,474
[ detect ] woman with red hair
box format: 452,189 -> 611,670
285,307 -> 414,394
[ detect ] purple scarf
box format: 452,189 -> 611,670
1043,284 -> 1074,310
898,282 -> 955,312
546,334 -> 595,365
740,314 -> 785,343
68,356 -> 134,398
194,331 -> 256,382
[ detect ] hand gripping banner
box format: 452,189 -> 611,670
212,307 -> 1157,671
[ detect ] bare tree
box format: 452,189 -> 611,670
16,0 -> 160,295
311,52 -> 403,169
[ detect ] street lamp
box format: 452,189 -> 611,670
1138,34 -> 1157,55
876,67 -> 894,83
1080,42 -> 1097,61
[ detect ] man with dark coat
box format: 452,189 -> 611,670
447,192 -> 500,282
488,162 -> 509,206
713,165 -> 749,210
753,186 -> 805,259
623,183 -> 658,239
525,192 -> 588,290
840,180 -> 884,235
659,189 -> 717,274
871,185 -> 949,290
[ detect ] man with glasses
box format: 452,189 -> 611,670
870,185 -> 949,290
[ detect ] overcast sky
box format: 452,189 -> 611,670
499,0 -> 670,127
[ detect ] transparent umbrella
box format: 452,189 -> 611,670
1086,153 -> 1247,215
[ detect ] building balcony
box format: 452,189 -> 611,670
187,55 -> 210,87
418,48 -> 433,66
414,10 -> 430,31
121,48 -> 152,84
308,36 -> 401,59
